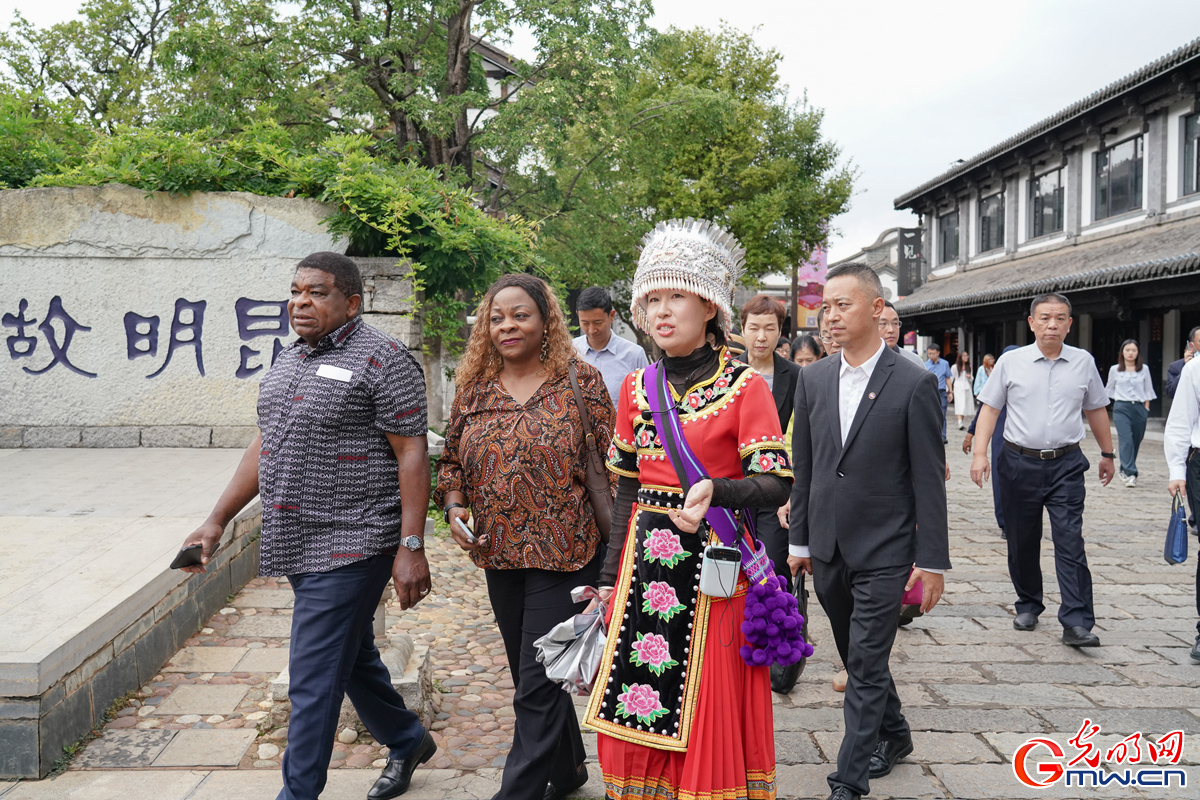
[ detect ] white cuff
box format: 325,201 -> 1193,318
789,545 -> 810,558
915,567 -> 945,574
1169,467 -> 1187,482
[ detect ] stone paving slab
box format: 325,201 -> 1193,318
234,647 -> 290,673
930,682 -> 1095,708
152,729 -> 258,766
73,730 -> 177,768
234,590 -> 294,608
3,769 -> 208,800
227,615 -> 294,638
163,646 -> 249,673
154,684 -> 250,716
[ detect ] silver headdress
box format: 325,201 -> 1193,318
630,218 -> 746,336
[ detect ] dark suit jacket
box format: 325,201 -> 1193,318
788,344 -> 951,572
1167,358 -> 1185,399
769,352 -> 802,434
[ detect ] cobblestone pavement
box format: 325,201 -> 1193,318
59,436 -> 1200,799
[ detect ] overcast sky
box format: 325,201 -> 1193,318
6,1 -> 1200,261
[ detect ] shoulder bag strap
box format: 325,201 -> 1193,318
569,362 -> 612,542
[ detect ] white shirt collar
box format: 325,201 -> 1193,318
839,337 -> 886,379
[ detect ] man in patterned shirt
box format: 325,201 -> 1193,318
179,252 -> 434,800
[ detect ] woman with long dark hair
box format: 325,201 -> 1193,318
584,219 -> 798,800
952,351 -> 974,429
435,273 -> 615,800
1105,338 -> 1155,487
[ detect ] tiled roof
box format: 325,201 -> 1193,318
895,213 -> 1200,317
894,36 -> 1200,210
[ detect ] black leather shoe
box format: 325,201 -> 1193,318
1190,635 -> 1200,663
868,734 -> 913,779
367,730 -> 436,799
1013,612 -> 1038,631
545,764 -> 588,800
825,787 -> 861,800
770,660 -> 802,695
898,604 -> 924,627
1062,626 -> 1100,647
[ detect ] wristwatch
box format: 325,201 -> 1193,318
1100,451 -> 1116,459
399,536 -> 424,552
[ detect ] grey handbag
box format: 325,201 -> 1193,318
533,586 -> 608,695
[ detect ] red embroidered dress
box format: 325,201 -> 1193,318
584,349 -> 791,800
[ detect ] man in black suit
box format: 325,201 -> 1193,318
788,263 -> 951,800
739,294 -> 803,693
1166,326 -> 1200,399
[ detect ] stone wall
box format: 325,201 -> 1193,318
0,505 -> 261,778
0,185 -> 422,446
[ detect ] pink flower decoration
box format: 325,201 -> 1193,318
758,454 -> 775,471
641,581 -> 686,621
630,632 -> 678,675
715,377 -> 728,389
687,394 -> 700,409
615,683 -> 668,724
643,528 -> 689,568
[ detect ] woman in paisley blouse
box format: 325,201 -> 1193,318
583,220 -> 793,800
436,273 -> 615,800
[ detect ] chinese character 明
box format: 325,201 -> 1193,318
2,299 -> 38,359
147,298 -> 207,379
4,296 -> 97,377
123,312 -> 160,360
234,297 -> 288,379
1105,732 -> 1145,765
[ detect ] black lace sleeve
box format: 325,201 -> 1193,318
599,474 -> 640,587
710,474 -> 791,509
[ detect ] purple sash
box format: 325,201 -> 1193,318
644,360 -> 812,667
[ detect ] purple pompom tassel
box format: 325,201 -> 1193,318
740,574 -> 814,666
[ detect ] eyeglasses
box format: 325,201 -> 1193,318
878,321 -> 901,330
819,334 -> 833,343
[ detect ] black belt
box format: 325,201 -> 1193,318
1004,440 -> 1080,460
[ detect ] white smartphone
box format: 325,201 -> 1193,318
699,545 -> 740,598
454,516 -> 477,543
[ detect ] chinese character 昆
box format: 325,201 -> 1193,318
2,299 -> 38,359
123,312 -> 160,360
147,298 -> 207,379
234,297 -> 288,379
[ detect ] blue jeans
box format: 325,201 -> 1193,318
280,553 -> 425,800
1112,401 -> 1148,477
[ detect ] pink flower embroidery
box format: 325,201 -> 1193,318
615,683 -> 669,724
641,581 -> 686,621
758,454 -> 775,472
607,443 -> 618,461
643,528 -> 690,569
687,394 -> 701,409
637,429 -> 653,447
715,377 -> 728,389
630,633 -> 679,676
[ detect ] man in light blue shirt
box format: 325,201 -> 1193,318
924,342 -> 953,443
573,286 -> 649,403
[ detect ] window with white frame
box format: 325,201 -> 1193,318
1094,136 -> 1143,220
938,211 -> 959,264
1029,168 -> 1064,237
1184,113 -> 1200,197
978,192 -> 1004,252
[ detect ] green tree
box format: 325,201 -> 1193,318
504,25 -> 855,311
0,0 -> 174,129
0,89 -> 90,187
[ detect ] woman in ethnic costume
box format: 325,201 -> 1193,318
583,219 -> 794,800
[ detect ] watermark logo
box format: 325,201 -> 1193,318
1013,719 -> 1187,789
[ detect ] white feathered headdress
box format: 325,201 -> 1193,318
630,218 -> 746,336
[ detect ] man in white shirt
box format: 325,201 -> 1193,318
788,263 -> 949,800
572,286 -> 649,403
970,292 -> 1114,649
1163,357 -> 1200,663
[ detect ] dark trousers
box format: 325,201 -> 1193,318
1182,449 -> 1200,638
938,391 -> 948,439
755,506 -> 791,593
280,553 -> 426,800
990,407 -> 1009,530
813,547 -> 910,797
485,551 -> 601,800
1113,400 -> 1148,477
996,445 -> 1095,630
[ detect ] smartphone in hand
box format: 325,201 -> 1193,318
170,539 -> 220,569
454,516 -> 477,543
